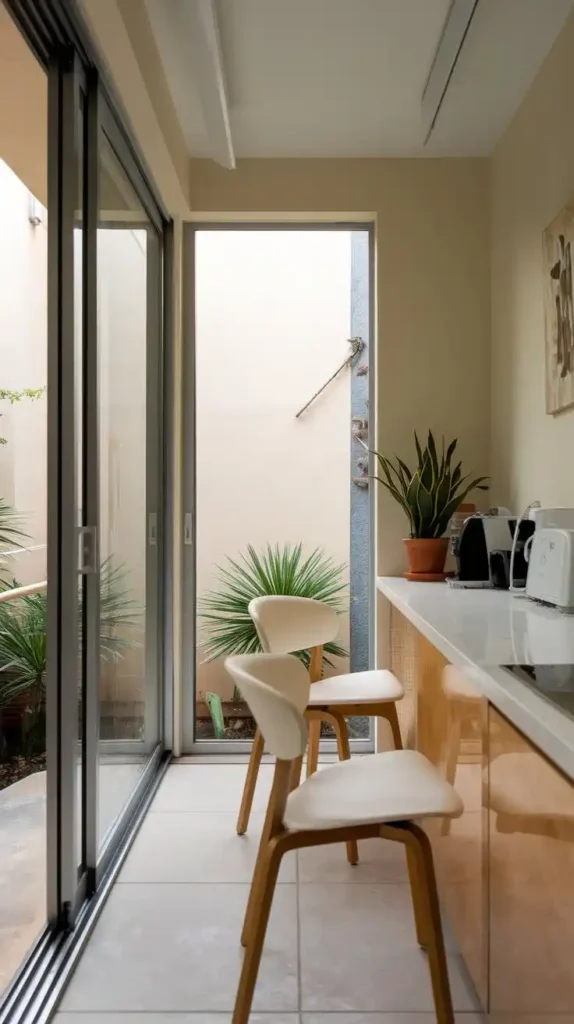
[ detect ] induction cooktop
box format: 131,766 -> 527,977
504,664 -> 574,720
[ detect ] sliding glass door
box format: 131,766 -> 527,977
96,120 -> 162,857
0,3 -> 167,1019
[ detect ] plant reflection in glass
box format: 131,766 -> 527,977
0,556 -> 140,755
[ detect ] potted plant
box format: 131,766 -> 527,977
373,431 -> 489,579
198,542 -> 348,738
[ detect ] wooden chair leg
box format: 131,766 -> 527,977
233,837 -> 285,1024
381,703 -> 403,750
406,824 -> 454,1024
406,845 -> 429,948
331,712 -> 359,866
289,754 -> 303,792
306,718 -> 321,778
236,727 -> 264,835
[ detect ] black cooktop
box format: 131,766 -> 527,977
504,664 -> 574,720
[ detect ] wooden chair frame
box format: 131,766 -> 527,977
236,642 -> 403,869
233,755 -> 455,1024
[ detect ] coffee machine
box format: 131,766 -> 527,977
453,512 -> 534,588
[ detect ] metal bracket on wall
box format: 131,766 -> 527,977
295,336 -> 364,418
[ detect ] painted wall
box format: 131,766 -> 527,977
195,230 -> 351,699
490,11 -> 574,512
0,160 -> 47,586
190,158 -> 491,575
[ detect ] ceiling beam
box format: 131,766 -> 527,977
422,0 -> 481,144
186,0 -> 235,170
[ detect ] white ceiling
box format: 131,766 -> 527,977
145,0 -> 574,163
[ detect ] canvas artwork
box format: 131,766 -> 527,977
543,203 -> 574,414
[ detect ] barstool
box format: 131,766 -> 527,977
236,594 -> 404,865
226,652 -> 463,1024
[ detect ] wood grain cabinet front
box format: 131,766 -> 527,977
414,633 -> 488,1008
488,706 -> 574,1019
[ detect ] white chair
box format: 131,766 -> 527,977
226,652 -> 463,1024
236,594 -> 404,865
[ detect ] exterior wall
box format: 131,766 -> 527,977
195,230 -> 351,699
189,157 -> 492,577
490,11 -> 574,511
0,160 -> 47,585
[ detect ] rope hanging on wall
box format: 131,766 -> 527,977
294,337 -> 364,418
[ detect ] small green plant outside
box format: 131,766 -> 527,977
373,430 -> 489,539
0,555 -> 140,755
199,542 -> 348,739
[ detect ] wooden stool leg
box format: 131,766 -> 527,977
233,839 -> 284,1024
236,727 -> 264,835
407,824 -> 454,1024
306,718 -> 321,778
332,712 -> 359,866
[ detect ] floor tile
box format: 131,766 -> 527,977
60,883 -> 298,1013
299,884 -> 479,1013
118,812 -> 296,883
298,836 -> 408,884
151,765 -> 274,813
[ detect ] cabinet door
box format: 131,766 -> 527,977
416,636 -> 488,1007
489,706 -> 574,1017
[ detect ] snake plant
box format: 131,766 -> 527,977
373,431 -> 489,539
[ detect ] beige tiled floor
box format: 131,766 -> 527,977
55,764 -> 483,1023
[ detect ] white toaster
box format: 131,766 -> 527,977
526,527 -> 574,612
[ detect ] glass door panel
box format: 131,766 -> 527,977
96,130 -> 160,852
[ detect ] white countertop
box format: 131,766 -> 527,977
377,576 -> 574,780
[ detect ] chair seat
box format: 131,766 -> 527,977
306,668 -> 403,706
284,748 -> 463,831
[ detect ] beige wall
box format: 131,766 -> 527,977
195,230 -> 351,699
0,5 -> 46,205
491,11 -> 574,512
190,158 -> 491,574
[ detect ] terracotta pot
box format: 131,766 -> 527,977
403,537 -> 449,576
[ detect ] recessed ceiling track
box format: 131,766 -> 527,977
422,0 -> 481,144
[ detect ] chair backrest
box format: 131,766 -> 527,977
249,595 -> 339,654
225,653 -> 309,760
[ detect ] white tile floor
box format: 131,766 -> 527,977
55,763 -> 484,1024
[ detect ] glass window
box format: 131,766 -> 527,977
97,132 -> 160,850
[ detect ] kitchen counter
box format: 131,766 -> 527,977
377,576 -> 574,781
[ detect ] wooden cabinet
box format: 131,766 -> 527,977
488,707 -> 574,1018
414,634 -> 488,1008
387,603 -> 574,1016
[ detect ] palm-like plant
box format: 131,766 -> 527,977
0,555 -> 140,712
199,542 -> 348,667
373,431 -> 489,539
0,498 -> 27,582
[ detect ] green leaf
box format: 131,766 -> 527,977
415,478 -> 435,537
445,437 -> 458,469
